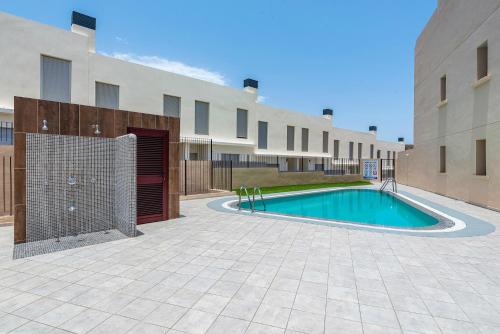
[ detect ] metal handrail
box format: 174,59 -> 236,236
380,177 -> 397,193
252,186 -> 266,212
238,186 -> 252,211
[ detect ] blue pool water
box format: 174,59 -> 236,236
241,189 -> 439,228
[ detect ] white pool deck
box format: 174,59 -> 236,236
0,184 -> 499,333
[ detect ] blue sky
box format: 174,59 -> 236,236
2,0 -> 436,143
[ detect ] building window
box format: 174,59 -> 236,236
348,142 -> 354,160
195,101 -> 209,135
440,75 -> 447,101
323,131 -> 329,153
334,140 -> 340,159
258,121 -> 268,149
377,150 -> 381,159
370,144 -> 374,159
440,146 -> 446,173
41,55 -> 71,103
95,82 -> 119,109
164,95 -> 180,117
287,126 -> 295,151
358,143 -> 362,159
387,151 -> 390,159
392,151 -> 396,159
477,42 -> 488,80
236,108 -> 248,138
476,139 -> 486,175
301,128 -> 309,152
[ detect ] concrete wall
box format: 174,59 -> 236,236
0,11 -> 404,158
402,0 -> 500,210
232,168 -> 362,188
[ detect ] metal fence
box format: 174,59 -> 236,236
381,159 -> 396,181
178,137 -> 368,195
324,158 -> 361,175
0,122 -> 13,145
180,137 -> 212,161
213,153 -> 279,168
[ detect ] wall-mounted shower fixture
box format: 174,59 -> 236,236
92,124 -> 101,135
67,176 -> 77,185
41,120 -> 48,131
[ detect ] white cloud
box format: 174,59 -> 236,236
257,95 -> 267,103
114,36 -> 128,44
103,52 -> 227,85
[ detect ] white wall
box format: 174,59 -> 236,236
403,0 -> 500,210
0,11 -> 404,158
333,127 -> 404,159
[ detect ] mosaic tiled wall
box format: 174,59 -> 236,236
26,133 -> 136,242
114,134 -> 137,237
14,97 -> 180,243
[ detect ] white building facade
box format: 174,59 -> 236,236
0,11 -> 404,168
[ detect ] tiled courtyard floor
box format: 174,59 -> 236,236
0,185 -> 500,333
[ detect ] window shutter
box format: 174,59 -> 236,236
301,128 -> 309,152
236,109 -> 248,138
334,140 -> 339,159
258,121 -> 268,149
164,95 -> 180,117
323,131 -> 329,153
41,55 -> 71,103
96,82 -> 119,109
195,101 -> 209,135
287,126 -> 295,151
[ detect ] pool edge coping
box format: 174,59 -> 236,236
207,185 -> 495,238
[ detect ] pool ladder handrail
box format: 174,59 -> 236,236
380,177 -> 398,193
252,186 -> 266,212
238,186 -> 252,211
238,186 -> 266,212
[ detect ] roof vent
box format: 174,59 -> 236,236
243,79 -> 258,89
71,11 -> 96,30
71,11 -> 96,53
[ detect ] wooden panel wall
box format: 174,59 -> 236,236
13,96 -> 180,243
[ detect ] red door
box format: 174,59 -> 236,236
128,127 -> 169,224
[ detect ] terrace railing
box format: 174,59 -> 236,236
0,122 -> 13,145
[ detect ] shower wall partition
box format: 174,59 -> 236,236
25,133 -> 136,241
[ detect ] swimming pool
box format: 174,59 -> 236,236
239,189 -> 443,228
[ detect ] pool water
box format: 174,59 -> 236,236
241,189 -> 438,228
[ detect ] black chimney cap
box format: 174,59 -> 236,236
323,108 -> 333,116
398,137 -> 405,142
72,11 -> 96,30
243,78 -> 258,89
369,126 -> 377,131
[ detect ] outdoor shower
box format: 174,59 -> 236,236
25,133 -> 137,243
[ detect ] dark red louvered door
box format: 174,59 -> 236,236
128,127 -> 169,224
